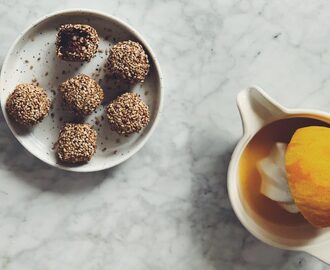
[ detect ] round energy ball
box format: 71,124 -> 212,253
59,74 -> 104,116
107,40 -> 150,83
106,92 -> 150,135
56,123 -> 97,163
56,24 -> 99,62
6,83 -> 50,126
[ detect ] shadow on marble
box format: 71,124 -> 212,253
187,138 -> 324,269
189,141 -> 249,268
0,115 -> 114,194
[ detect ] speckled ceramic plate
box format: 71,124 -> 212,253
0,9 -> 163,172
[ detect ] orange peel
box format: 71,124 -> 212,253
286,126 -> 330,227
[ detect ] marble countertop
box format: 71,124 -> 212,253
0,0 -> 330,269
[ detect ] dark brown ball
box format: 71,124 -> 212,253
56,24 -> 99,62
56,123 -> 97,163
107,40 -> 150,83
106,92 -> 150,135
59,74 -> 104,116
6,83 -> 50,126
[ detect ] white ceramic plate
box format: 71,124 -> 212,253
0,9 -> 163,172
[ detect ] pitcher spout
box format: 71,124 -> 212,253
237,87 -> 287,136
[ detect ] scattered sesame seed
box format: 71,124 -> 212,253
95,117 -> 100,125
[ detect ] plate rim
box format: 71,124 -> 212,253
0,8 -> 164,172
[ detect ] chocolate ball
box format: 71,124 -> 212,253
106,92 -> 150,135
107,40 -> 150,83
56,123 -> 97,163
56,24 -> 99,62
6,83 -> 50,126
59,74 -> 104,116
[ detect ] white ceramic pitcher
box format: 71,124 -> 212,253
227,86 -> 330,264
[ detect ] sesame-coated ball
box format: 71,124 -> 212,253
106,92 -> 150,135
56,24 -> 99,62
56,123 -> 97,163
6,83 -> 50,126
59,74 -> 104,116
107,40 -> 150,83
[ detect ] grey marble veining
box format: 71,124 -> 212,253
0,0 -> 330,269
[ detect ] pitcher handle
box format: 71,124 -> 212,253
237,86 -> 287,136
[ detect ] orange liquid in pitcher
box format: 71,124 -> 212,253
239,117 -> 330,226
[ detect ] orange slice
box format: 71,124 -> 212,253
286,126 -> 330,227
